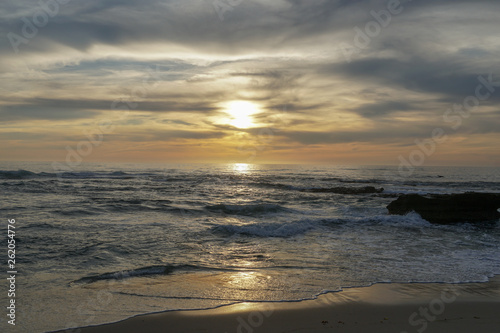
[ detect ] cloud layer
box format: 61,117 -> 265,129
1,0 -> 499,165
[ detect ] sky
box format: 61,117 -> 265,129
1,0 -> 499,166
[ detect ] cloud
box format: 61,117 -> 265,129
0,105 -> 100,121
1,0 -> 499,59
350,101 -> 417,118
107,130 -> 226,142
322,56 -> 500,101
279,127 -> 427,145
159,119 -> 194,126
0,132 -> 50,141
1,0 -> 499,164
1,96 -> 220,117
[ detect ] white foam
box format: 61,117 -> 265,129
212,220 -> 315,237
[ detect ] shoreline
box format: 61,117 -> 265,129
53,276 -> 500,333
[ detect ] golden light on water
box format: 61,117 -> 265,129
233,163 -> 250,173
231,271 -> 258,283
226,271 -> 271,293
224,101 -> 260,128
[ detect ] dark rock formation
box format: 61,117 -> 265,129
387,192 -> 500,224
301,186 -> 384,195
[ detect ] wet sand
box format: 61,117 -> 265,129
56,276 -> 500,333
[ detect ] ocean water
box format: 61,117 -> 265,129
0,162 -> 499,332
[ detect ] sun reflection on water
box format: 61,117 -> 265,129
232,163 -> 251,173
225,271 -> 271,294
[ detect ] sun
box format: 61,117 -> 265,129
224,101 -> 260,128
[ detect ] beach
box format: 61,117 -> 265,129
3,0 -> 500,331
61,276 -> 500,333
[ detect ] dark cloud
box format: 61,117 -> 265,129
1,0 -> 499,57
107,130 -> 226,142
1,97 -> 219,117
159,119 -> 194,126
351,101 -> 417,118
323,56 -> 500,102
279,127 -> 429,145
0,106 -> 100,121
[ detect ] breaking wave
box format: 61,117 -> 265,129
210,213 -> 433,238
71,264 -> 225,285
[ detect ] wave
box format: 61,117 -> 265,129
0,169 -> 42,179
251,181 -> 296,190
205,203 -> 290,216
0,169 -> 139,180
56,171 -> 136,179
211,220 -> 315,237
72,265 -> 175,284
300,186 -> 384,194
21,222 -> 66,230
53,208 -> 101,216
320,177 -> 383,184
210,213 -> 433,238
71,264 -> 231,285
251,181 -> 387,195
0,169 -> 97,179
322,212 -> 432,228
104,204 -> 202,214
85,197 -> 203,214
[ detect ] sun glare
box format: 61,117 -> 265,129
224,101 -> 260,128
233,163 -> 250,173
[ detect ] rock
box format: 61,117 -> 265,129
301,186 -> 384,194
387,192 -> 500,224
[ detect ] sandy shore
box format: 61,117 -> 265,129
56,276 -> 500,333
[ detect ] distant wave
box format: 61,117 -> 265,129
0,169 -> 138,179
53,208 -> 101,216
85,197 -> 203,214
300,186 -> 384,194
104,203 -> 204,214
0,169 -> 47,179
236,178 -> 498,192
251,182 -> 386,194
56,171 -> 136,179
320,177 -> 383,184
21,222 -> 64,230
251,181 -> 296,190
205,203 -> 291,216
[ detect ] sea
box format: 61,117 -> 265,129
0,162 -> 499,332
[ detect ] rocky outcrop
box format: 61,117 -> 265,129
387,192 -> 500,224
301,186 -> 384,195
